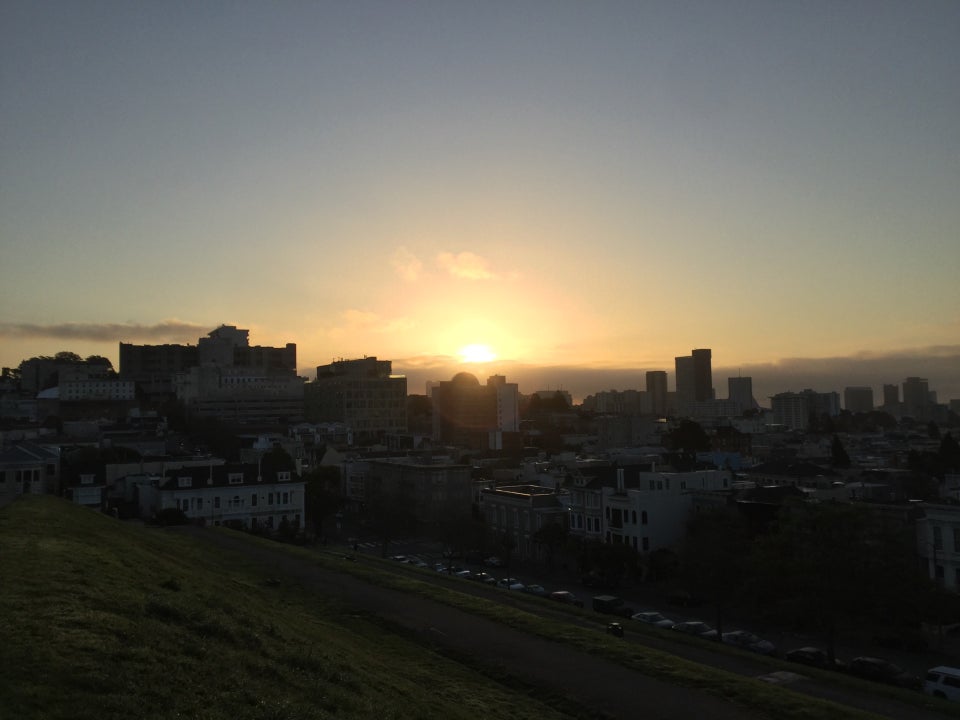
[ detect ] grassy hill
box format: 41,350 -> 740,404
0,496 -> 576,720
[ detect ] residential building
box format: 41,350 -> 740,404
0,442 -> 60,506
481,484 -> 566,561
918,504 -> 960,591
566,463 -> 730,553
137,462 -> 305,532
770,392 -> 809,430
306,357 -> 407,442
431,372 -> 519,449
365,458 -> 473,525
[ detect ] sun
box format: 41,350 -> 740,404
458,343 -> 497,363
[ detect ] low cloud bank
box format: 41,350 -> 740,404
0,321 -> 208,344
394,347 -> 960,406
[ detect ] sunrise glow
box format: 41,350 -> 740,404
458,344 -> 497,364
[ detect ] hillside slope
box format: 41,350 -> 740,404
0,496 -> 578,720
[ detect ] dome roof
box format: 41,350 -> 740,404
451,372 -> 480,386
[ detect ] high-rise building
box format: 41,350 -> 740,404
844,386 -> 874,413
645,371 -> 668,416
306,357 -> 407,441
770,392 -> 809,430
903,377 -> 930,419
674,355 -> 695,415
691,349 -> 713,402
883,384 -> 899,408
728,376 -> 756,413
675,348 -> 713,415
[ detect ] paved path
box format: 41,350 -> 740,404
176,527 -> 954,719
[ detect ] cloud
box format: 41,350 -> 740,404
391,247 -> 423,282
391,347 -> 960,406
436,251 -> 496,280
0,321 -> 207,344
329,309 -> 416,339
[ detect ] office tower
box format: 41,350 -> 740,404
883,384 -> 899,407
844,386 -> 874,413
728,376 -> 756,413
691,349 -> 714,401
902,377 -> 930,418
674,355 -> 695,415
645,370 -> 668,416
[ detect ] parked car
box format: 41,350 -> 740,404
631,611 -> 674,628
784,646 -> 846,671
471,571 -> 498,584
484,556 -> 504,567
847,656 -> 921,690
522,584 -> 547,596
592,594 -> 624,615
549,590 -> 584,608
453,569 -> 473,579
496,577 -> 525,591
606,622 -> 624,638
721,630 -> 777,656
671,621 -> 718,639
924,666 -> 960,701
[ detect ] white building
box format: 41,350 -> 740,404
918,504 -> 960,591
137,463 -> 306,532
567,465 -> 731,553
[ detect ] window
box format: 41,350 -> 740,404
228,473 -> 243,485
632,510 -> 637,524
178,476 -> 192,488
641,511 -> 648,525
277,471 -> 291,482
214,496 -> 221,509
642,537 -> 650,551
251,493 -> 257,507
282,492 -> 289,504
268,493 -> 274,505
953,527 -> 960,553
934,526 -> 943,550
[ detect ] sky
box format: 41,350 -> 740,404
2,1 -> 958,404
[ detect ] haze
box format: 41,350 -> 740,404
2,2 -> 958,402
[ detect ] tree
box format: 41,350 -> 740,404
533,520 -> 568,569
365,478 -> 417,558
54,351 -> 82,363
679,506 -> 752,638
831,435 -> 851,468
303,466 -> 342,540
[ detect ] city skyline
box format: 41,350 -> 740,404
2,2 -> 958,403
4,325 -> 958,409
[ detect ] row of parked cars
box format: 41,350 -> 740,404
392,554 -> 960,701
606,604 -> 946,695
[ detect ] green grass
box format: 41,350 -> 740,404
0,496 -> 580,720
2,496 -> 955,720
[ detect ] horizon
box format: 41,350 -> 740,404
2,3 -> 958,406
3,325 -> 958,407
